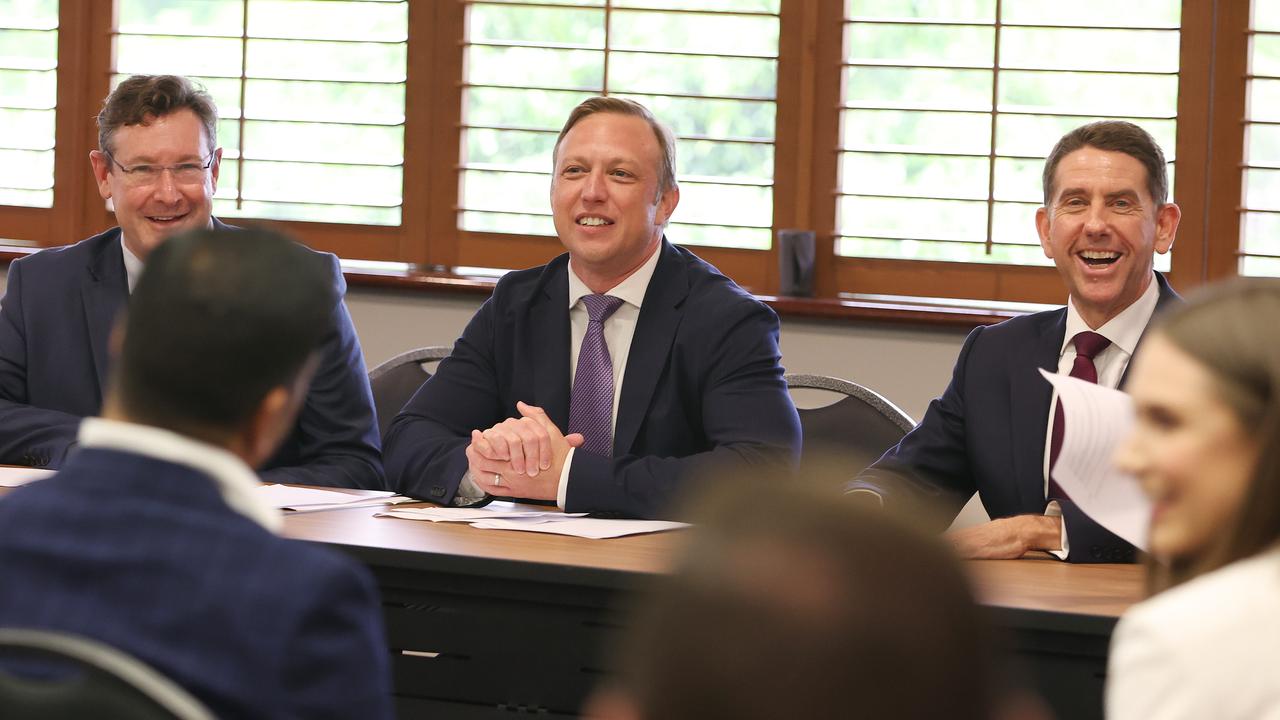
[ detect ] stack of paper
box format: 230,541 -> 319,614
256,484 -> 416,513
380,501 -> 688,539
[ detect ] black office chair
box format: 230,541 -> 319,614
368,346 -> 451,440
785,373 -> 916,488
0,628 -> 213,720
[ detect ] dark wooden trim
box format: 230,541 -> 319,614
1204,0 -> 1251,280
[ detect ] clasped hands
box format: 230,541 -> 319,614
465,401 -> 583,501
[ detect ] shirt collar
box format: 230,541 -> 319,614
568,241 -> 662,310
77,417 -> 281,533
119,234 -> 144,294
1062,272 -> 1161,357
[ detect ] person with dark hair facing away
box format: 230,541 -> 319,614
0,74 -> 383,489
1107,278 -> 1280,719
585,484 -> 1039,720
384,96 -> 800,517
0,228 -> 392,720
848,120 -> 1182,563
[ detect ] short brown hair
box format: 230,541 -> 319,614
1146,277 -> 1280,592
552,96 -> 678,198
608,482 -> 1003,720
1041,120 -> 1169,207
97,75 -> 218,156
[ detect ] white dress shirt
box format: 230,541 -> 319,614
1107,545 -> 1280,719
77,416 -> 281,533
1042,274 -> 1160,558
120,236 -> 144,293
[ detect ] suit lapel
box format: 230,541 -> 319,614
1120,271 -> 1182,387
613,241 -> 687,456
81,232 -> 129,402
1008,310 -> 1065,511
530,260 -> 572,430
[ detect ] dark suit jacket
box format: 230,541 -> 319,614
384,240 -> 802,519
849,273 -> 1180,563
0,449 -> 392,720
0,221 -> 385,488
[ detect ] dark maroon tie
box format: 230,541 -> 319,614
1047,331 -> 1111,503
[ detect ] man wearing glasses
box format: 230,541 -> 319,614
0,74 -> 384,489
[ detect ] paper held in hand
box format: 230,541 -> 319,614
1040,369 -> 1151,551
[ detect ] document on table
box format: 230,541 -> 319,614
380,501 -> 688,539
0,467 -> 55,487
1041,369 -> 1151,550
256,484 -> 415,512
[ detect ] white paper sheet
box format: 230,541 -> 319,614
467,517 -> 689,539
256,484 -> 405,512
0,467 -> 55,488
379,500 -> 685,539
1041,369 -> 1151,550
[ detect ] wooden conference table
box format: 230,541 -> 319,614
283,499 -> 1144,720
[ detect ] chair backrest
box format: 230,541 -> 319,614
785,374 -> 916,488
368,346 -> 451,440
0,628 -> 214,720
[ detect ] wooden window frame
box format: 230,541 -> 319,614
0,0 -> 1257,308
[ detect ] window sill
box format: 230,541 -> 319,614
0,247 -> 1033,329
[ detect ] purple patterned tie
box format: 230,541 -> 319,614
569,294 -> 625,456
1047,330 -> 1111,503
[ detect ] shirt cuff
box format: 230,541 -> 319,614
556,447 -> 575,510
1044,500 -> 1069,560
452,470 -> 488,507
846,488 -> 885,508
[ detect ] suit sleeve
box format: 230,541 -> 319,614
564,299 -> 802,519
383,293 -> 504,503
0,259 -> 83,468
845,325 -> 985,529
1057,498 -> 1137,563
260,256 -> 385,489
280,560 -> 393,720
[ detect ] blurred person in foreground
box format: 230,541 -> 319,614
586,479 -> 1046,720
848,120 -> 1182,563
384,96 -> 800,517
1107,278 -> 1280,719
0,73 -> 382,488
0,228 -> 392,719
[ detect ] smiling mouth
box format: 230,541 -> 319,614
577,216 -> 614,227
146,213 -> 188,224
1079,250 -> 1120,267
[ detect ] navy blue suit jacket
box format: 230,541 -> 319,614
384,240 -> 802,519
0,222 -> 385,488
850,273 -> 1180,563
0,449 -> 392,719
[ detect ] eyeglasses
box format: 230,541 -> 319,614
103,151 -> 215,187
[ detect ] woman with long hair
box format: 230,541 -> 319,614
1107,277 -> 1280,718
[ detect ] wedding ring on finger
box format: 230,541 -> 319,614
492,473 -> 503,488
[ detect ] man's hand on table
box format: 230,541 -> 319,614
465,401 -> 583,501
946,515 -> 1062,559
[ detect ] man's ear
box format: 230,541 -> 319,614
89,150 -> 113,201
242,385 -> 293,470
655,185 -> 679,227
1035,206 -> 1053,259
1153,202 -> 1181,255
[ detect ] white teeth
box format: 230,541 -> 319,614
1080,250 -> 1119,259
151,216 -> 176,221
578,217 -> 611,226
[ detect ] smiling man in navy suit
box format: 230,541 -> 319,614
384,97 -> 801,518
0,74 -> 382,488
848,121 -> 1182,563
